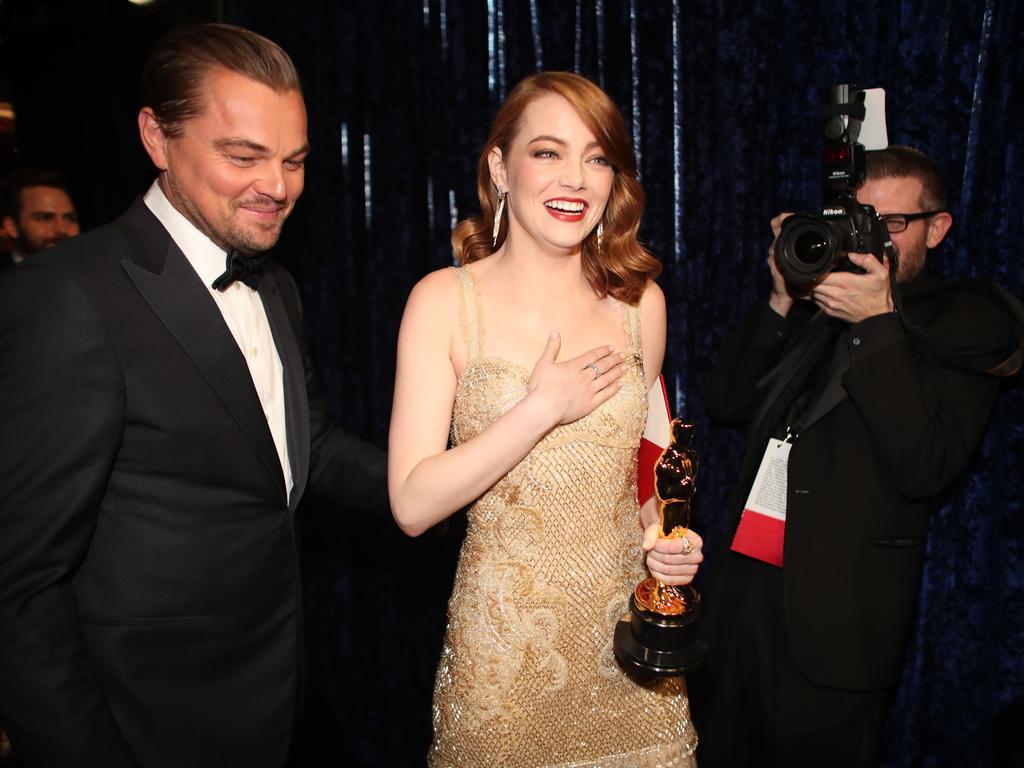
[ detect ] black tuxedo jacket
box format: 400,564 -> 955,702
0,200 -> 386,767
706,272 -> 1011,690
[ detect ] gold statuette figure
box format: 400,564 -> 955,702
613,419 -> 707,675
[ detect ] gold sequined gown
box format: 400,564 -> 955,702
428,268 -> 697,768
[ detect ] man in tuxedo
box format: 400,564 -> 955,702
0,168 -> 80,267
0,24 -> 386,767
698,146 -> 1015,766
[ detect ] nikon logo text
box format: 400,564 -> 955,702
822,208 -> 845,216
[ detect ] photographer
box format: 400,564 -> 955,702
698,145 -> 1016,766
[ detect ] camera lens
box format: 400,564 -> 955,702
793,230 -> 829,264
774,215 -> 840,289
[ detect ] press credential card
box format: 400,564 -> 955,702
730,438 -> 791,567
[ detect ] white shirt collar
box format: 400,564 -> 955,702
143,179 -> 229,289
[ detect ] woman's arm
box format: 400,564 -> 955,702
639,280 -> 667,395
638,281 -> 667,530
388,269 -> 627,536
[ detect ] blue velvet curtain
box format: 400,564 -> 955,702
230,2 -> 1024,765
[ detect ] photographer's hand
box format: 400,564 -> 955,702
811,251 -> 895,323
767,213 -> 803,317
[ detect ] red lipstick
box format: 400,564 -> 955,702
543,197 -> 588,222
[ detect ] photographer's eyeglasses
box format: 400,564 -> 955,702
880,211 -> 944,233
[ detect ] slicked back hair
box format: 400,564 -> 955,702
142,23 -> 301,137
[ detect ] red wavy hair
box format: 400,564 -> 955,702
451,71 -> 660,304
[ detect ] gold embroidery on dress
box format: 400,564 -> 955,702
431,267 -> 697,767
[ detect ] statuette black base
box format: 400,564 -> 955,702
613,588 -> 708,676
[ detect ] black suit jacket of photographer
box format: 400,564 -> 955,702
706,270 -> 1010,690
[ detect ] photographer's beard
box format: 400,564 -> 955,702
893,231 -> 928,285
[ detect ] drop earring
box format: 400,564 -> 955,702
492,189 -> 506,248
596,220 -> 604,251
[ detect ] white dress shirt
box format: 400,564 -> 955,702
144,181 -> 293,497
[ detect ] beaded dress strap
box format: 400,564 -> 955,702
450,266 -> 485,362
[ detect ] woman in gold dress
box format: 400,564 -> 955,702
388,72 -> 702,767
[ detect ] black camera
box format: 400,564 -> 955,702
774,84 -> 896,290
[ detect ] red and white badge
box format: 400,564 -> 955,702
638,376 -> 672,507
730,438 -> 791,567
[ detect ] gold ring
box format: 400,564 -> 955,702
680,536 -> 694,556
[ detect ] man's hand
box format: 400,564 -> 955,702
810,251 -> 895,324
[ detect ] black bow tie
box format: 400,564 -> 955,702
212,250 -> 266,292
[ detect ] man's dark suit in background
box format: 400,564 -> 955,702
697,146 -> 1016,767
0,25 -> 385,767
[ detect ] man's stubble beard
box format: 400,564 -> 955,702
17,227 -> 64,256
164,173 -> 289,255
18,235 -> 46,256
895,239 -> 927,285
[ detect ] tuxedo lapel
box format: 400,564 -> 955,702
749,312 -> 841,437
117,203 -> 286,498
258,271 -> 309,510
795,333 -> 852,434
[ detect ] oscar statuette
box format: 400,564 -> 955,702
614,419 -> 708,675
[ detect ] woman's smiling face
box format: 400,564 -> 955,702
490,92 -> 614,256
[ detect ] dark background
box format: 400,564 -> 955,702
2,0 -> 1021,765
